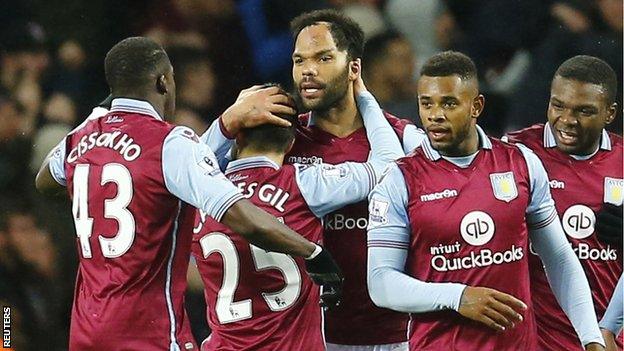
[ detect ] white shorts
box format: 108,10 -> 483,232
325,342 -> 409,351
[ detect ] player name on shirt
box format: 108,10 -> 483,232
66,130 -> 142,162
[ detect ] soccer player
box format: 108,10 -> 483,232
504,55 -> 623,351
34,37 -> 342,351
193,75 -> 404,350
287,10 -> 422,350
601,275 -> 623,351
366,51 -> 606,351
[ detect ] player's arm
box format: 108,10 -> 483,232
520,145 -> 606,350
35,139 -> 67,196
367,164 -> 525,331
354,75 -> 404,176
200,85 -> 295,169
294,77 -> 405,218
163,127 -> 342,288
600,274 -> 623,351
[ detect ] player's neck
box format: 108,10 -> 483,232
237,148 -> 284,167
313,86 -> 363,137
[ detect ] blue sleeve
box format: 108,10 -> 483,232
48,138 -> 67,186
401,124 -> 427,154
366,163 -> 466,312
518,144 -> 559,228
600,274 -> 623,335
529,217 -> 605,347
357,91 -> 404,177
295,162 -> 376,218
200,118 -> 234,171
163,126 -> 244,222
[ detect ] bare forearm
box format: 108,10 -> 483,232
222,199 -> 316,257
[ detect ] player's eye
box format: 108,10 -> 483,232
420,101 -> 432,109
443,101 -> 457,109
293,57 -> 303,65
320,55 -> 332,62
551,103 -> 564,111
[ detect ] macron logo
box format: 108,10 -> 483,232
549,180 -> 565,189
420,189 -> 458,202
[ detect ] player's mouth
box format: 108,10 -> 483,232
556,128 -> 579,145
427,126 -> 451,141
300,81 -> 324,99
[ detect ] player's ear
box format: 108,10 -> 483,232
471,94 -> 485,118
157,74 -> 168,95
604,102 -> 617,125
348,58 -> 361,81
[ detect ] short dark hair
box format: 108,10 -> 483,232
363,31 -> 404,69
241,114 -> 298,153
290,9 -> 365,60
554,55 -> 618,104
420,51 -> 477,81
240,84 -> 298,153
104,37 -> 170,92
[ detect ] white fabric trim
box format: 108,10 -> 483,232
110,98 -> 163,121
225,156 -> 280,175
543,123 -> 612,151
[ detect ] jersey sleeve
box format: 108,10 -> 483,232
366,163 -> 466,312
402,124 -> 427,154
600,274 -> 624,335
163,126 -> 243,222
517,144 -> 558,229
48,138 -> 67,186
357,91 -> 404,176
295,162 -> 376,218
200,117 -> 235,171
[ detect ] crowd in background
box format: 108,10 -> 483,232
0,0 -> 621,349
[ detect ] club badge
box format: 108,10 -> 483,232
490,172 -> 518,203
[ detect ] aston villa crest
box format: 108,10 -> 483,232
604,177 -> 623,206
490,172 -> 518,203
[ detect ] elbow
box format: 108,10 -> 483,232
367,271 -> 393,309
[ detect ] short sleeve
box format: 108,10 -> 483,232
295,162 -> 376,218
163,126 -> 243,222
367,163 -> 411,249
49,138 -> 67,186
517,144 -> 558,229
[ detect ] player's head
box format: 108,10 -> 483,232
363,31 -> 415,97
237,84 -> 298,156
548,55 -> 618,155
104,37 -> 176,119
290,9 -> 364,112
417,51 -> 484,156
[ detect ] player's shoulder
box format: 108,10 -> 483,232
606,130 -> 623,149
383,111 -> 414,135
503,124 -> 545,145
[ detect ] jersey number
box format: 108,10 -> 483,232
200,232 -> 302,324
72,163 -> 135,258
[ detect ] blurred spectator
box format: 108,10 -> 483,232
341,2 -> 387,39
44,40 -> 89,111
507,0 -> 623,131
174,106 -> 209,134
169,48 -> 219,123
30,92 -> 77,173
0,94 -> 32,205
384,0 -> 448,69
237,0 -> 329,87
0,209 -> 64,351
363,31 -> 419,123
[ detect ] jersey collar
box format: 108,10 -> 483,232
543,122 -> 611,151
421,125 -> 492,161
110,98 -> 163,121
225,156 -> 280,175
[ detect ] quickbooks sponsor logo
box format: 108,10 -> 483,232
324,214 -> 368,230
562,205 -> 595,239
431,246 -> 524,272
574,243 -> 617,261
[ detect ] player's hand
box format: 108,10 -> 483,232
585,342 -> 606,351
595,204 -> 623,247
304,246 -> 344,309
220,85 -> 296,136
458,286 -> 527,332
600,328 -> 617,351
